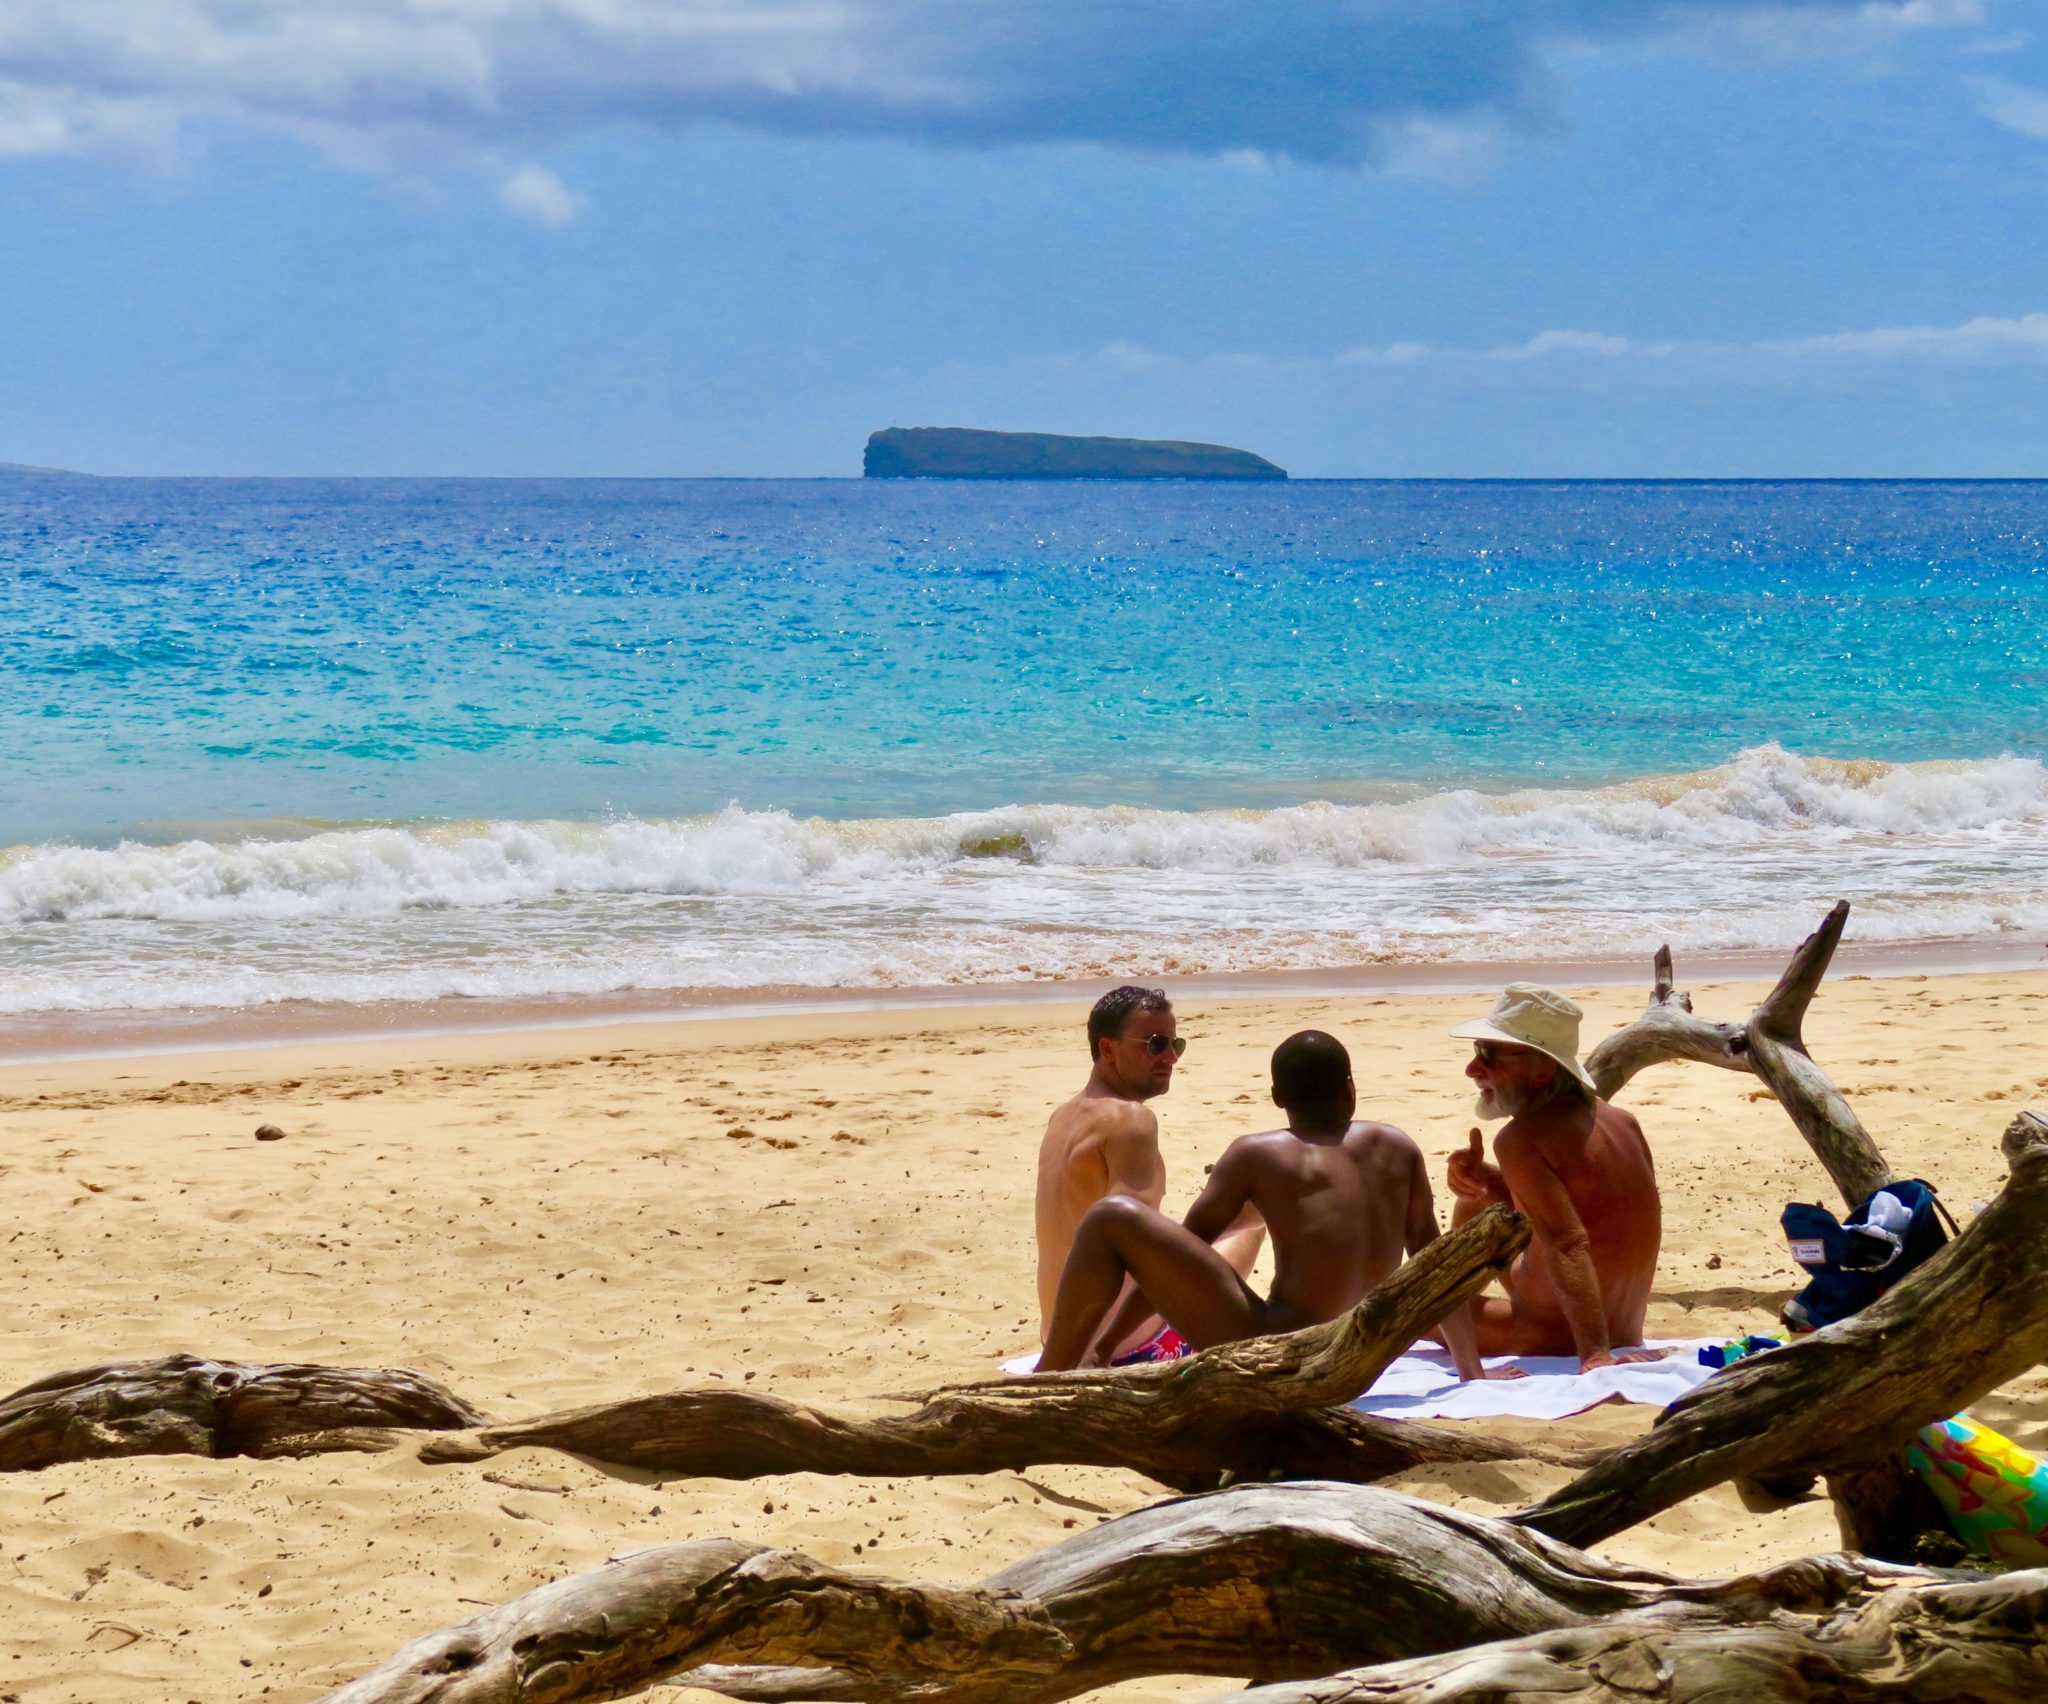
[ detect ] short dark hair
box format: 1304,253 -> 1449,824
1271,1030 -> 1351,1109
1088,986 -> 1172,1057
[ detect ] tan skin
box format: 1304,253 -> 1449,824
1447,1040 -> 1664,1373
1034,1005 -> 1263,1357
1039,1073 -> 1504,1378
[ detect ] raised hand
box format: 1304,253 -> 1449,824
1446,1127 -> 1495,1201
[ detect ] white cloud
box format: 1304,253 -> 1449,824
0,77 -> 177,160
1108,309 -> 2048,378
1488,329 -> 1633,359
1968,75 -> 2048,141
499,162 -> 582,226
0,0 -> 1918,188
1764,310 -> 2048,359
1338,341 -> 1434,365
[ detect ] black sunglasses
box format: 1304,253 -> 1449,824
1131,1033 -> 1188,1058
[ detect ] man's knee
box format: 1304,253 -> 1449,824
1077,1192 -> 1159,1245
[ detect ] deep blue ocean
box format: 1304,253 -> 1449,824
4,476 -> 2046,1039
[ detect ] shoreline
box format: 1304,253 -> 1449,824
8,930 -> 2043,1065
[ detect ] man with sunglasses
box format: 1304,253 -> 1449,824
1034,986 -> 1264,1364
1037,1028 -> 1495,1377
1447,984 -> 1664,1375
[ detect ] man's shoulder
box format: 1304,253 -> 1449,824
1593,1100 -> 1648,1140
1054,1089 -> 1160,1146
1344,1120 -> 1422,1161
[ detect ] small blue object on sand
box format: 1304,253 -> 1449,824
1697,1335 -> 1781,1370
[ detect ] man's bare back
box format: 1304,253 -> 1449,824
1192,1118 -> 1429,1336
1449,986 -> 1663,1372
1034,987 -> 1262,1356
1039,1030 -> 1490,1376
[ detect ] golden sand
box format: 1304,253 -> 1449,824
3,971 -> 2046,1701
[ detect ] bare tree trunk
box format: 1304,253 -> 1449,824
314,1482 -> 1938,1704
1586,903 -> 1892,1206
1217,1567 -> 2048,1703
1516,1111 -> 2048,1551
415,1204 -> 1537,1488
0,1354 -> 486,1473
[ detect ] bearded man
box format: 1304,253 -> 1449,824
1445,984 -> 1665,1373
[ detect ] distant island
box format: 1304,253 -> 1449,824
864,427 -> 1285,481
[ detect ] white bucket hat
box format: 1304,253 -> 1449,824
1451,983 -> 1598,1094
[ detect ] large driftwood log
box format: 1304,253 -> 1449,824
1517,1111 -> 2048,1551
1586,902 -> 1891,1206
1216,1567 -> 2048,1704
0,1353 -> 486,1472
316,1482 -> 1937,1704
415,1204 -> 1537,1489
0,1209 -> 1536,1489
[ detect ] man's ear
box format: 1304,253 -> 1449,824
1270,1082 -> 1285,1108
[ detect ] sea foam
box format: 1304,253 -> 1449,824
6,748 -> 2047,1019
7,746 -> 2045,927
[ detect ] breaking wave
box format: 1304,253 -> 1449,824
6,746 -> 2045,927
6,746 -> 2047,1021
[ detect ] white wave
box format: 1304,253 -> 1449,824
4,746 -> 2046,926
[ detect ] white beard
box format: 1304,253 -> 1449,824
1473,1086 -> 1510,1122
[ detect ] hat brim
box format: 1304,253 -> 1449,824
1451,1018 -> 1599,1094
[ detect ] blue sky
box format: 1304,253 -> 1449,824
1,0 -> 2044,476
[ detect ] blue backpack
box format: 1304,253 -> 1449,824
1781,1178 -> 1956,1333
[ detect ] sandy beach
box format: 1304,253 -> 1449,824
4,968 -> 2046,1702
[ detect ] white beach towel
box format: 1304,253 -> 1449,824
1351,1339 -> 1718,1421
1005,1337 -> 1721,1420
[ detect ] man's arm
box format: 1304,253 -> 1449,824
1445,1127 -> 1510,1209
1097,1107 -> 1167,1205
1495,1130 -> 1616,1374
1404,1148 -> 1516,1382
1079,1108 -> 1170,1361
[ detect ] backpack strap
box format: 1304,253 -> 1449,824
1929,1189 -> 1962,1239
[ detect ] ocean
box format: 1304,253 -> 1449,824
4,475 -> 2046,1051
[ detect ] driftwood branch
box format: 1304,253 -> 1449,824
1216,1567 -> 2048,1704
0,1354 -> 486,1472
1516,1111 -> 2048,1551
0,1209 -> 1537,1490
416,1204 -> 1537,1488
1587,902 -> 1891,1206
317,1481 -> 1943,1704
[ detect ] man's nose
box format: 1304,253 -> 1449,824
1464,1057 -> 1485,1080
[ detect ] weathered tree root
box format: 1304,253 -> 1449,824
1217,1567 -> 2048,1703
0,1353 -> 487,1473
1587,901 -> 1891,1206
417,1202 -> 1538,1489
314,1481 -> 1944,1704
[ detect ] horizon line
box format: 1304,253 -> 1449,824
7,469 -> 2047,485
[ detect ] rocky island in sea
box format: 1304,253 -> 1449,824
864,426 -> 1285,480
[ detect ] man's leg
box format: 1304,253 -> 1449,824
1039,1196 -> 1264,1370
1214,1204 -> 1266,1284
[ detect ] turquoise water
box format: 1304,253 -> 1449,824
4,476 -> 2046,1030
